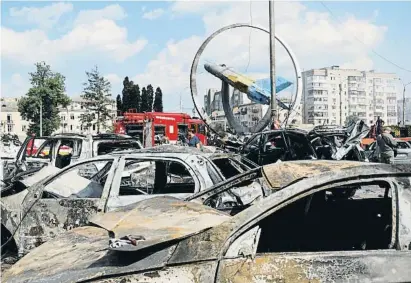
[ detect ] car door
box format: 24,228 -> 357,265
17,157 -> 117,256
394,141 -> 411,164
105,156 -> 200,211
217,177 -> 411,282
259,132 -> 289,165
240,134 -> 262,165
17,136 -> 53,172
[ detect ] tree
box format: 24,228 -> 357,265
121,77 -> 132,113
18,61 -> 70,136
128,82 -> 141,111
140,87 -> 149,112
146,84 -> 154,112
116,94 -> 122,112
153,87 -> 163,112
80,66 -> 112,133
133,84 -> 141,112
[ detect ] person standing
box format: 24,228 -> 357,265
376,127 -> 397,164
187,129 -> 201,149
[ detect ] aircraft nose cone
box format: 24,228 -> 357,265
204,63 -> 225,78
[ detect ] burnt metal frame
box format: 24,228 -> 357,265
190,23 -> 302,135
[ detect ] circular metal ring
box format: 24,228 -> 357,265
190,23 -> 302,134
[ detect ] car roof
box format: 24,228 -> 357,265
109,145 -> 234,158
262,160 -> 377,190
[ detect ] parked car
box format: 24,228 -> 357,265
365,140 -> 411,164
2,133 -> 143,186
239,129 -> 317,165
1,146 -> 258,257
308,121 -> 369,161
4,160 -> 411,283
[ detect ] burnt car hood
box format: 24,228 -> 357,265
4,196 -> 230,283
90,196 -> 230,251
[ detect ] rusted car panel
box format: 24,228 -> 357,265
1,149 -> 255,257
4,163 -> 411,283
18,199 -> 102,255
3,226 -> 179,283
217,251 -> 411,282
262,160 -> 366,189
91,196 -> 230,252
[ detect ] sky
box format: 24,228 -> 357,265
1,1 -> 411,112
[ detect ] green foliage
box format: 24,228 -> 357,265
121,77 -> 131,112
116,94 -> 122,112
153,87 -> 163,112
146,84 -> 154,112
120,76 -> 163,113
140,87 -> 149,112
121,77 -> 141,112
18,61 -> 70,136
80,66 -> 112,133
129,83 -> 141,111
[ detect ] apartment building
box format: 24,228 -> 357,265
0,97 -> 30,141
1,96 -> 116,140
56,96 -> 116,134
302,66 -> 399,126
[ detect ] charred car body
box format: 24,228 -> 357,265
1,133 -> 142,189
239,129 -> 317,165
365,140 -> 411,164
1,146 -> 258,257
308,121 -> 370,162
4,160 -> 411,283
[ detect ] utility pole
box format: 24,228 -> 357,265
269,1 -> 277,121
40,99 -> 43,136
180,92 -> 183,113
402,82 -> 411,126
339,83 -> 342,125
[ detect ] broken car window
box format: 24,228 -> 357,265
96,140 -> 141,155
42,160 -> 113,199
211,158 -> 242,179
286,132 -> 316,160
119,159 -> 195,196
255,181 -> 393,253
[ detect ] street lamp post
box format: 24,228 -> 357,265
39,99 -> 43,136
269,0 -> 277,120
399,78 -> 411,126
402,82 -> 411,126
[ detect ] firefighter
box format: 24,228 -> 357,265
187,129 -> 201,149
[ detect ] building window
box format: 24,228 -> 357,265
70,114 -> 75,120
7,124 -> 12,132
70,125 -> 73,130
62,116 -> 66,121
7,114 -> 11,122
92,124 -> 96,131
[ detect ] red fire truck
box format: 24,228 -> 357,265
114,111 -> 207,147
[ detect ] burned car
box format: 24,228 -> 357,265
3,160 -> 411,283
2,133 -> 142,187
308,121 -> 369,161
1,146 -> 258,257
239,129 -> 317,165
365,140 -> 411,164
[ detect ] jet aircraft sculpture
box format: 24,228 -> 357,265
204,63 -> 293,109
